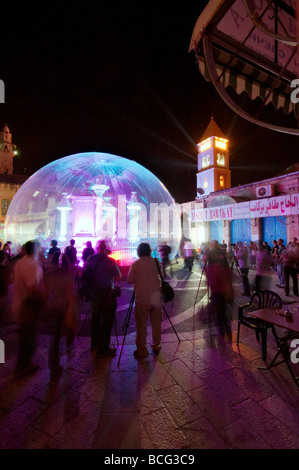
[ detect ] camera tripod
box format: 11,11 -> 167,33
117,291 -> 180,367
230,256 -> 241,278
193,261 -> 207,309
193,261 -> 214,341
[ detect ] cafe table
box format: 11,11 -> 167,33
248,304 -> 299,386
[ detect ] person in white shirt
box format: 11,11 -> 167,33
183,239 -> 194,272
128,243 -> 162,359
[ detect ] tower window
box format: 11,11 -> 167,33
204,178 -> 208,189
220,175 -> 224,187
200,138 -> 211,152
215,138 -> 227,150
202,155 -> 210,168
217,153 -> 225,166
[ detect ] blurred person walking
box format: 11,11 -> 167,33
63,239 -> 78,277
235,241 -> 251,296
158,241 -> 172,278
282,242 -> 299,297
43,254 -> 79,376
47,239 -> 61,271
271,240 -> 278,271
184,239 -> 194,272
273,238 -> 286,288
255,241 -> 272,291
3,241 -> 12,258
13,240 -> 46,378
203,240 -> 234,342
128,242 -> 162,358
82,240 -> 95,265
0,249 -> 13,324
249,241 -> 257,268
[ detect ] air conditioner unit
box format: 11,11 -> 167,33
256,185 -> 273,198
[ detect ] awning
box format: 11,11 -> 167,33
196,49 -> 299,118
190,0 -> 299,134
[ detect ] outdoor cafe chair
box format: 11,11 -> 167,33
237,289 -> 282,361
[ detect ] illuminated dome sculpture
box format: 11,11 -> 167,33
5,152 -> 181,266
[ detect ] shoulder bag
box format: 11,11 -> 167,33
154,258 -> 174,303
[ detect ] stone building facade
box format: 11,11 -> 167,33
181,118 -> 299,249
0,125 -> 27,241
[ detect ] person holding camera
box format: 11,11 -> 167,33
128,242 -> 162,359
82,240 -> 121,356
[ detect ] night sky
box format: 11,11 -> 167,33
1,2 -> 298,203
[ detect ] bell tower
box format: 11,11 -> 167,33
196,117 -> 231,198
0,124 -> 16,174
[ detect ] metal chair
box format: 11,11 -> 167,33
237,290 -> 282,360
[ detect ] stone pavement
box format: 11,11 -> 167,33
0,261 -> 299,451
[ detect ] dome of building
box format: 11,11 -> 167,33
5,152 -> 181,265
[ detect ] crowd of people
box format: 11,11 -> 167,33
197,237 -> 299,298
231,237 -> 299,297
0,234 -> 298,378
0,237 -> 166,377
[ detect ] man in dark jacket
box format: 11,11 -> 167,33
63,239 -> 78,277
82,241 -> 95,265
82,240 -> 121,356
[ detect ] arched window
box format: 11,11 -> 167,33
202,155 -> 210,169
217,153 -> 225,166
204,178 -> 208,189
220,175 -> 224,188
1,198 -> 10,216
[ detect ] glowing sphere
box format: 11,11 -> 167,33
5,152 -> 181,265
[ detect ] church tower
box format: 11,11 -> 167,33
0,124 -> 16,174
196,117 -> 231,198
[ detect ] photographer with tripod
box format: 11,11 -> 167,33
128,242 -> 162,359
82,240 -> 121,357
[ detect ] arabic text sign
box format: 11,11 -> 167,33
203,205 -> 234,221
249,194 -> 299,218
191,193 -> 299,222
